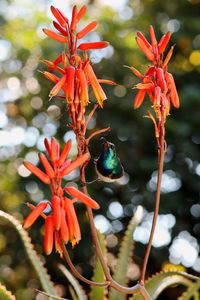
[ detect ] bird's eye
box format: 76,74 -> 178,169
110,144 -> 115,150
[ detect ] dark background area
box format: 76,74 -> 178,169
0,0 -> 200,299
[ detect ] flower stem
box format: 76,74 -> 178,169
79,160 -> 152,300
60,241 -> 109,287
140,124 -> 165,284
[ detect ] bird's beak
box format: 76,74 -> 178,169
100,137 -> 110,150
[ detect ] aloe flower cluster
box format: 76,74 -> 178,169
42,5 -> 114,136
130,26 -> 180,133
24,138 -> 99,256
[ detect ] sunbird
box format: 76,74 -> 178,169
95,137 -> 124,182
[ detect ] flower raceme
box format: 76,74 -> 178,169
23,138 -> 99,256
130,26 -> 180,122
42,5 -> 114,109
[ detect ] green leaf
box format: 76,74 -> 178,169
0,283 -> 16,300
0,210 -> 58,299
177,279 -> 200,300
68,286 -> 79,300
58,264 -> 87,300
132,271 -> 196,300
35,289 -> 68,300
109,206 -> 144,300
90,230 -> 108,300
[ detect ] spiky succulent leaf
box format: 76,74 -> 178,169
131,271 -> 197,300
0,210 -> 57,299
109,206 -> 143,300
177,279 -> 200,300
0,283 -> 16,300
35,290 -> 68,299
90,230 -> 108,300
58,264 -> 87,300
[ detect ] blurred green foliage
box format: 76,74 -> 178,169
0,0 -> 200,299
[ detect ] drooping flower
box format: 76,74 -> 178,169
23,138 -> 99,256
128,26 -> 180,125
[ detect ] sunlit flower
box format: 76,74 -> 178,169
23,138 -> 99,256
129,26 -> 180,125
42,5 -> 111,109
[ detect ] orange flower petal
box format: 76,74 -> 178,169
44,216 -> 54,255
78,41 -> 109,50
50,138 -> 60,163
24,201 -> 48,229
156,68 -> 167,91
70,5 -> 78,31
136,37 -> 154,62
76,68 -> 89,105
154,86 -> 161,106
57,8 -> 69,24
51,6 -> 68,27
137,31 -> 152,50
58,140 -> 72,167
124,65 -> 143,79
163,46 -> 174,69
64,198 -> 81,246
52,196 -> 61,230
43,71 -> 59,83
59,159 -> 71,174
76,21 -> 97,39
43,29 -> 67,43
53,21 -> 68,36
49,75 -> 66,98
60,208 -> 69,243
24,162 -> 50,184
65,66 -> 75,102
44,138 -> 51,157
165,72 -> 180,108
59,153 -> 90,177
158,31 -> 171,54
98,79 -> 117,85
42,60 -> 65,74
145,66 -> 156,76
149,25 -> 157,46
135,82 -> 154,90
53,53 -> 63,65
39,153 -> 54,179
64,186 -> 100,210
54,231 -> 63,258
76,5 -> 87,23
133,90 -> 146,109
85,64 -> 107,107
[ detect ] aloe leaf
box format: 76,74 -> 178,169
35,289 -> 68,299
132,271 -> 195,300
177,279 -> 200,300
58,264 -> 87,300
68,286 -> 79,300
0,210 -> 58,298
109,206 -> 144,300
90,230 -> 108,300
0,283 -> 16,300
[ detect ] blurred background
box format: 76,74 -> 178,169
0,0 -> 200,299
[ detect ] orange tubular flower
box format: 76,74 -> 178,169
42,3 -> 112,127
85,63 -> 107,108
23,138 -> 99,256
129,25 -> 179,126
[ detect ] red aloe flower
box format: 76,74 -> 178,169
41,4 -> 113,119
129,26 -> 180,125
23,138 -> 99,256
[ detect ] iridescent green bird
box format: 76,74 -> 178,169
95,137 -> 124,182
